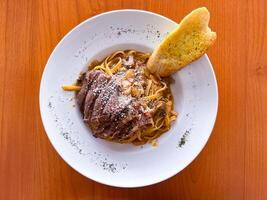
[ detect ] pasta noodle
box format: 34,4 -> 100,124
62,85 -> 81,91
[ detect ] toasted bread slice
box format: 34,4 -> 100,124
147,7 -> 216,77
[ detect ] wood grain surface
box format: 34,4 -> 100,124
0,0 -> 266,199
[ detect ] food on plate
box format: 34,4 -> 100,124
62,7 -> 216,145
73,50 -> 177,145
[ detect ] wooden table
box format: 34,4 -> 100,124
0,0 -> 266,199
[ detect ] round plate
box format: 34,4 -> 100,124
40,9 -> 218,187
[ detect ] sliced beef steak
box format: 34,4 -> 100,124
76,70 -> 153,141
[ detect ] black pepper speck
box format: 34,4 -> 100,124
178,130 -> 191,147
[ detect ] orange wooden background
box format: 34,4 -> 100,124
0,0 -> 266,199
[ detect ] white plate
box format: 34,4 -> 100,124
40,9 -> 218,187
